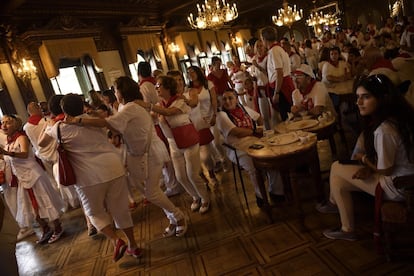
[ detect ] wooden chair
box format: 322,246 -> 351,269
380,174 -> 414,261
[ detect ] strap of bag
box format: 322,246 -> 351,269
57,122 -> 63,145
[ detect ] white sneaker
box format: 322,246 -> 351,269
17,227 -> 35,241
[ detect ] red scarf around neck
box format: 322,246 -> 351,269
228,106 -> 253,129
27,114 -> 43,125
7,131 -> 25,144
53,113 -> 65,122
302,79 -> 317,96
161,95 -> 179,108
257,54 -> 267,63
139,77 -> 156,86
371,58 -> 397,71
268,42 -> 280,50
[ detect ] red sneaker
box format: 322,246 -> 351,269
113,239 -> 127,262
126,247 -> 143,258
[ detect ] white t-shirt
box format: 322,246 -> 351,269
24,119 -> 58,163
216,106 -> 260,146
292,81 -> 335,114
267,44 -> 291,85
47,119 -> 125,187
321,60 -> 352,94
106,102 -> 169,164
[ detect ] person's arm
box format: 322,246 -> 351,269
135,100 -> 183,116
64,115 -> 119,134
186,88 -> 199,108
309,105 -> 324,116
0,135 -> 30,159
209,86 -> 218,126
228,126 -> 262,138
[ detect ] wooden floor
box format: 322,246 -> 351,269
16,164 -> 414,276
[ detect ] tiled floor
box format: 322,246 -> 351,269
15,163 -> 414,275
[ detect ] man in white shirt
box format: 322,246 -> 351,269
261,27 -> 295,121
291,64 -> 335,117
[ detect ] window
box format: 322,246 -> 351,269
129,53 -> 147,82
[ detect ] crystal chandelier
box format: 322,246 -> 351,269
272,0 -> 303,28
16,58 -> 37,81
306,11 -> 340,27
187,0 -> 238,30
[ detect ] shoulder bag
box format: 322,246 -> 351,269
57,122 -> 76,186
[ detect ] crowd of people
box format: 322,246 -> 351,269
1,16 -> 414,270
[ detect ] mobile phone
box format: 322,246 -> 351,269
338,159 -> 360,165
249,144 -> 264,150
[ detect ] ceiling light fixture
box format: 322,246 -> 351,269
187,0 -> 238,30
272,0 -> 303,28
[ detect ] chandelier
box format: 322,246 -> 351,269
187,0 -> 238,30
16,58 -> 37,81
272,0 -> 303,28
307,11 -> 340,27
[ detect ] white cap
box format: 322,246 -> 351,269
293,64 -> 315,79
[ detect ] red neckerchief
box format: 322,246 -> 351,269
7,131 -> 25,144
257,53 -> 267,63
27,114 -> 42,125
228,106 -> 253,129
397,52 -> 412,58
53,113 -> 65,122
302,98 -> 314,111
329,60 -> 339,67
268,42 -> 280,50
302,79 -> 317,96
371,58 -> 397,71
139,77 -> 156,86
232,66 -> 240,74
246,88 -> 254,96
161,95 -> 179,108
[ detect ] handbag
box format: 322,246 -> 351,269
57,122 -> 76,186
0,162 -> 5,184
198,128 -> 214,146
170,123 -> 200,149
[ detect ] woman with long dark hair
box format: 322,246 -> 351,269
318,74 -> 414,241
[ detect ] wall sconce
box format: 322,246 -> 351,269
168,42 -> 180,54
16,58 -> 37,81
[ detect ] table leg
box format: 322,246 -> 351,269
289,169 -> 306,231
310,145 -> 324,202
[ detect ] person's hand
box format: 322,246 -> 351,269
64,115 -> 77,125
272,93 -> 280,104
291,105 -> 300,114
352,167 -> 373,180
210,114 -> 216,126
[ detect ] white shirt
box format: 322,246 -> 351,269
47,119 -> 125,187
24,119 -> 58,163
267,44 -> 291,85
321,60 -> 352,94
292,81 -> 335,114
106,102 -> 169,164
216,106 -> 260,146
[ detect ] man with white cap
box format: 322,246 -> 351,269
291,64 -> 335,117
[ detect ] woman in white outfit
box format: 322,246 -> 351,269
186,66 -> 220,188
137,75 -> 210,214
47,94 -> 140,261
318,75 -> 414,241
0,115 -> 64,245
66,77 -> 187,238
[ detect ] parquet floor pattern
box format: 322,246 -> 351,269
16,167 -> 414,275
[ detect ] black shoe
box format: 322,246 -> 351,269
269,193 -> 286,203
256,196 -> 264,208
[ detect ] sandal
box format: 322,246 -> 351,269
48,230 -> 64,244
163,224 -> 176,237
37,228 -> 53,244
175,219 -> 188,237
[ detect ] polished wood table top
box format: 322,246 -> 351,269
274,116 -> 336,134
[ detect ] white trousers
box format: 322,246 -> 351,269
127,154 -> 184,224
329,161 -> 379,232
226,148 -> 283,197
170,143 -> 209,203
76,176 -> 132,231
